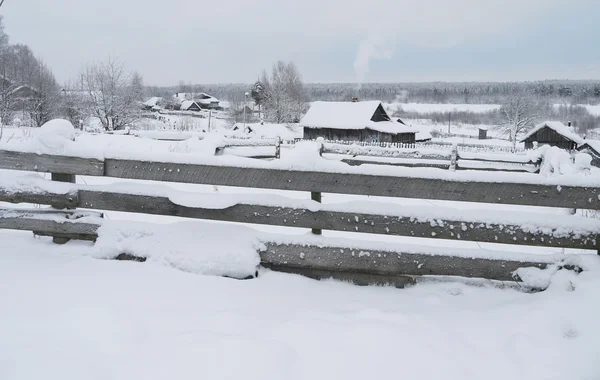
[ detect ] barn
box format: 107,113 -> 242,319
301,101 -> 416,144
577,140 -> 600,168
520,121 -> 583,150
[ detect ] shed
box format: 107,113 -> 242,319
300,101 -> 416,144
577,140 -> 600,168
520,121 -> 583,150
478,126 -> 488,140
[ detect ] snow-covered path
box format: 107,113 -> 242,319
1,230 -> 599,380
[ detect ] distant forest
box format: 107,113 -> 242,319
147,80 -> 600,105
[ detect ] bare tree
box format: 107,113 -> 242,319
261,61 -> 308,124
26,60 -> 60,127
497,94 -> 543,149
80,58 -> 141,131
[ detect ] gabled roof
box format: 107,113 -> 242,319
180,100 -> 200,111
578,140 -> 600,153
300,101 -> 414,134
520,121 -> 584,144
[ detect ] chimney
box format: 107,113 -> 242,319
568,121 -> 572,127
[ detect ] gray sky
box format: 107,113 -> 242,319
2,0 -> 599,85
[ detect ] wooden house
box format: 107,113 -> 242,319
577,140 -> 600,168
301,101 -> 416,144
179,100 -> 202,112
520,121 -> 583,150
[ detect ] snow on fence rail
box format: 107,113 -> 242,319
297,138 -> 526,153
0,148 -> 598,288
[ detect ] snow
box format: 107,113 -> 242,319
0,229 -> 599,380
92,220 -> 262,278
180,100 -> 199,111
301,101 -> 415,134
143,97 -> 161,107
520,121 -> 584,145
388,102 -> 501,114
579,139 -> 600,153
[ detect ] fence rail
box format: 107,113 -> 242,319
0,147 -> 597,288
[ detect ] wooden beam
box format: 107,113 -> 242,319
0,210 -> 578,285
104,158 -> 600,210
2,150 -> 598,210
0,188 -> 78,209
76,190 -> 598,250
0,209 -> 101,241
0,150 -> 104,176
261,243 -> 559,282
340,158 -> 450,169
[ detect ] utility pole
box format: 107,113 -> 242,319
208,110 -> 212,132
448,113 -> 451,134
244,92 -> 249,133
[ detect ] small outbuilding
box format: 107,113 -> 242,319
520,121 -> 583,150
179,100 -> 202,112
577,140 -> 600,168
301,101 -> 416,144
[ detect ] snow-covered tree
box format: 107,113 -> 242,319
79,58 -> 141,131
497,94 -> 543,149
26,60 -> 60,127
261,61 -> 308,123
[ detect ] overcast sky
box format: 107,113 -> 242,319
2,0 -> 599,85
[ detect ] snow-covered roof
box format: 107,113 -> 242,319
180,100 -> 199,111
143,97 -> 162,107
196,93 -> 219,105
520,121 -> 584,144
300,101 -> 415,134
579,139 -> 600,153
416,130 -> 433,141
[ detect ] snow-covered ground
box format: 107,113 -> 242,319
385,102 -> 501,114
1,229 -> 599,380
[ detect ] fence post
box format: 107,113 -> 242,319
450,144 -> 458,171
275,137 -> 281,159
311,191 -> 322,235
50,173 -> 76,244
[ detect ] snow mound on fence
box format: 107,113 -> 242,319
24,118 -> 102,159
528,145 -> 592,177
92,221 -> 263,278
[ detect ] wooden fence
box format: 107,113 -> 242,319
321,143 -> 539,173
0,147 -> 598,288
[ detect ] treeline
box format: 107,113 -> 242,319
0,16 -> 59,127
155,81 -> 600,105
394,104 -> 600,135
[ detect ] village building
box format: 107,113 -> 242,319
520,121 -> 583,150
577,140 -> 600,167
301,101 -> 416,144
179,100 -> 202,112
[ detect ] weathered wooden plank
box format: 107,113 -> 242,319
76,190 -> 598,249
0,188 -> 78,209
104,158 -> 600,209
0,150 -> 104,176
0,209 -> 101,241
340,158 -> 450,169
3,150 -> 599,209
457,160 -> 539,173
262,263 -> 417,288
262,243 -> 558,282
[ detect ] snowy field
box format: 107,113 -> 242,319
1,121 -> 600,380
385,102 -> 501,114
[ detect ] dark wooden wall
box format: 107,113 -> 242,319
523,126 -> 578,150
303,127 -> 415,144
